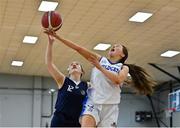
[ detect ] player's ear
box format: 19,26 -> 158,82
120,52 -> 125,57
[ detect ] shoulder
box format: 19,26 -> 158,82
57,77 -> 69,91
62,77 -> 72,86
82,81 -> 89,87
99,56 -> 108,63
64,77 -> 70,82
100,56 -> 107,60
80,81 -> 88,89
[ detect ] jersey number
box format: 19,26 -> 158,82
67,85 -> 74,92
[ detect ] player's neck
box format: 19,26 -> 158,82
108,56 -> 121,63
70,74 -> 81,82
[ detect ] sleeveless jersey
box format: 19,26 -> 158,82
55,77 -> 88,119
88,57 -> 123,104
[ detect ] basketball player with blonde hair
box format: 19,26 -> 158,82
45,34 -> 88,127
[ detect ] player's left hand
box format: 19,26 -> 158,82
88,55 -> 102,70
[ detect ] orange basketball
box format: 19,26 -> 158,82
41,11 -> 63,31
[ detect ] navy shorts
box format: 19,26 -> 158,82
51,111 -> 80,127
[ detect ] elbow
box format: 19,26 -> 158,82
47,65 -> 54,74
46,61 -> 51,66
114,81 -> 121,85
45,58 -> 52,66
114,79 -> 123,86
113,75 -> 127,86
46,62 -> 53,70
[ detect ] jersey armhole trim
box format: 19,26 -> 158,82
57,76 -> 68,90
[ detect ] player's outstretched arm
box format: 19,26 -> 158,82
45,34 -> 65,89
45,31 -> 101,62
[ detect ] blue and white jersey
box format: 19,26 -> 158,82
88,57 -> 123,104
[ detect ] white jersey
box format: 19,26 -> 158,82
88,57 -> 123,104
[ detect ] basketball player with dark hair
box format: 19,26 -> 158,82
45,34 -> 88,127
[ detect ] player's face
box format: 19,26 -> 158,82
68,61 -> 83,75
108,44 -> 125,58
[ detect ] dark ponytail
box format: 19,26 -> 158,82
124,64 -> 155,95
119,45 -> 155,95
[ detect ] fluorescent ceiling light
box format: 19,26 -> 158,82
93,43 -> 111,51
38,1 -> 58,12
161,50 -> 180,57
11,61 -> 24,67
23,36 -> 38,44
129,12 -> 153,23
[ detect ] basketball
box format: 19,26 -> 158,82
41,11 -> 63,31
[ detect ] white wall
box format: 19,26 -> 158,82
0,74 -> 58,127
118,94 -> 156,127
0,90 -> 32,127
0,74 -> 34,127
41,77 -> 57,127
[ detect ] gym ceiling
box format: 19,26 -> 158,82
0,0 -> 180,83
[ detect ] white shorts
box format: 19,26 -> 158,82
80,97 -> 119,127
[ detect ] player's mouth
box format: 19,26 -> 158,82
72,65 -> 77,69
110,48 -> 115,52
